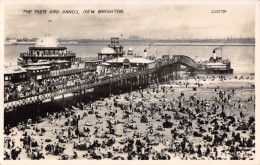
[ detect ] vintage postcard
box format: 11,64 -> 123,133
0,0 -> 259,164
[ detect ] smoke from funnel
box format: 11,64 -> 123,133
213,47 -> 221,51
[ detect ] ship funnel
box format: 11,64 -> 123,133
213,50 -> 216,59
213,47 -> 221,60
144,49 -> 147,58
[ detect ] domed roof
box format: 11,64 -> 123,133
100,47 -> 116,54
128,47 -> 133,51
35,34 -> 60,47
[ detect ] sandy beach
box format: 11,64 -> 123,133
4,76 -> 255,160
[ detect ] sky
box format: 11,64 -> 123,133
4,3 -> 255,39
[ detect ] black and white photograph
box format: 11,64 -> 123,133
1,0 -> 259,163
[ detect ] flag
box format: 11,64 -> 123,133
48,20 -> 52,22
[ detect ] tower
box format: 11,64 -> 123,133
127,47 -> 133,58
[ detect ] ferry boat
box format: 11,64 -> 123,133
196,47 -> 233,74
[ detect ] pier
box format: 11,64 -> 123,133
3,4 -> 255,161
4,55 -> 198,111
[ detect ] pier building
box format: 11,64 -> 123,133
4,66 -> 27,83
19,34 -> 76,69
98,37 -> 125,61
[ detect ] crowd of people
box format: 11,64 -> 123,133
4,65 -> 150,103
4,75 -> 255,160
4,65 -> 145,103
4,72 -> 96,102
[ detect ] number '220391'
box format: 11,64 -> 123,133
211,10 -> 227,13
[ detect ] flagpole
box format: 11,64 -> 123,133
221,45 -> 223,58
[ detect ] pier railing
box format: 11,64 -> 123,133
20,52 -> 76,58
43,68 -> 91,79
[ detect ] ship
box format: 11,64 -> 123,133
16,37 -> 37,45
5,37 -> 37,45
4,38 -> 18,45
196,46 -> 233,74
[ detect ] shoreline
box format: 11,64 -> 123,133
5,43 -> 255,47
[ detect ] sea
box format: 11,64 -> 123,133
4,43 -> 255,75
